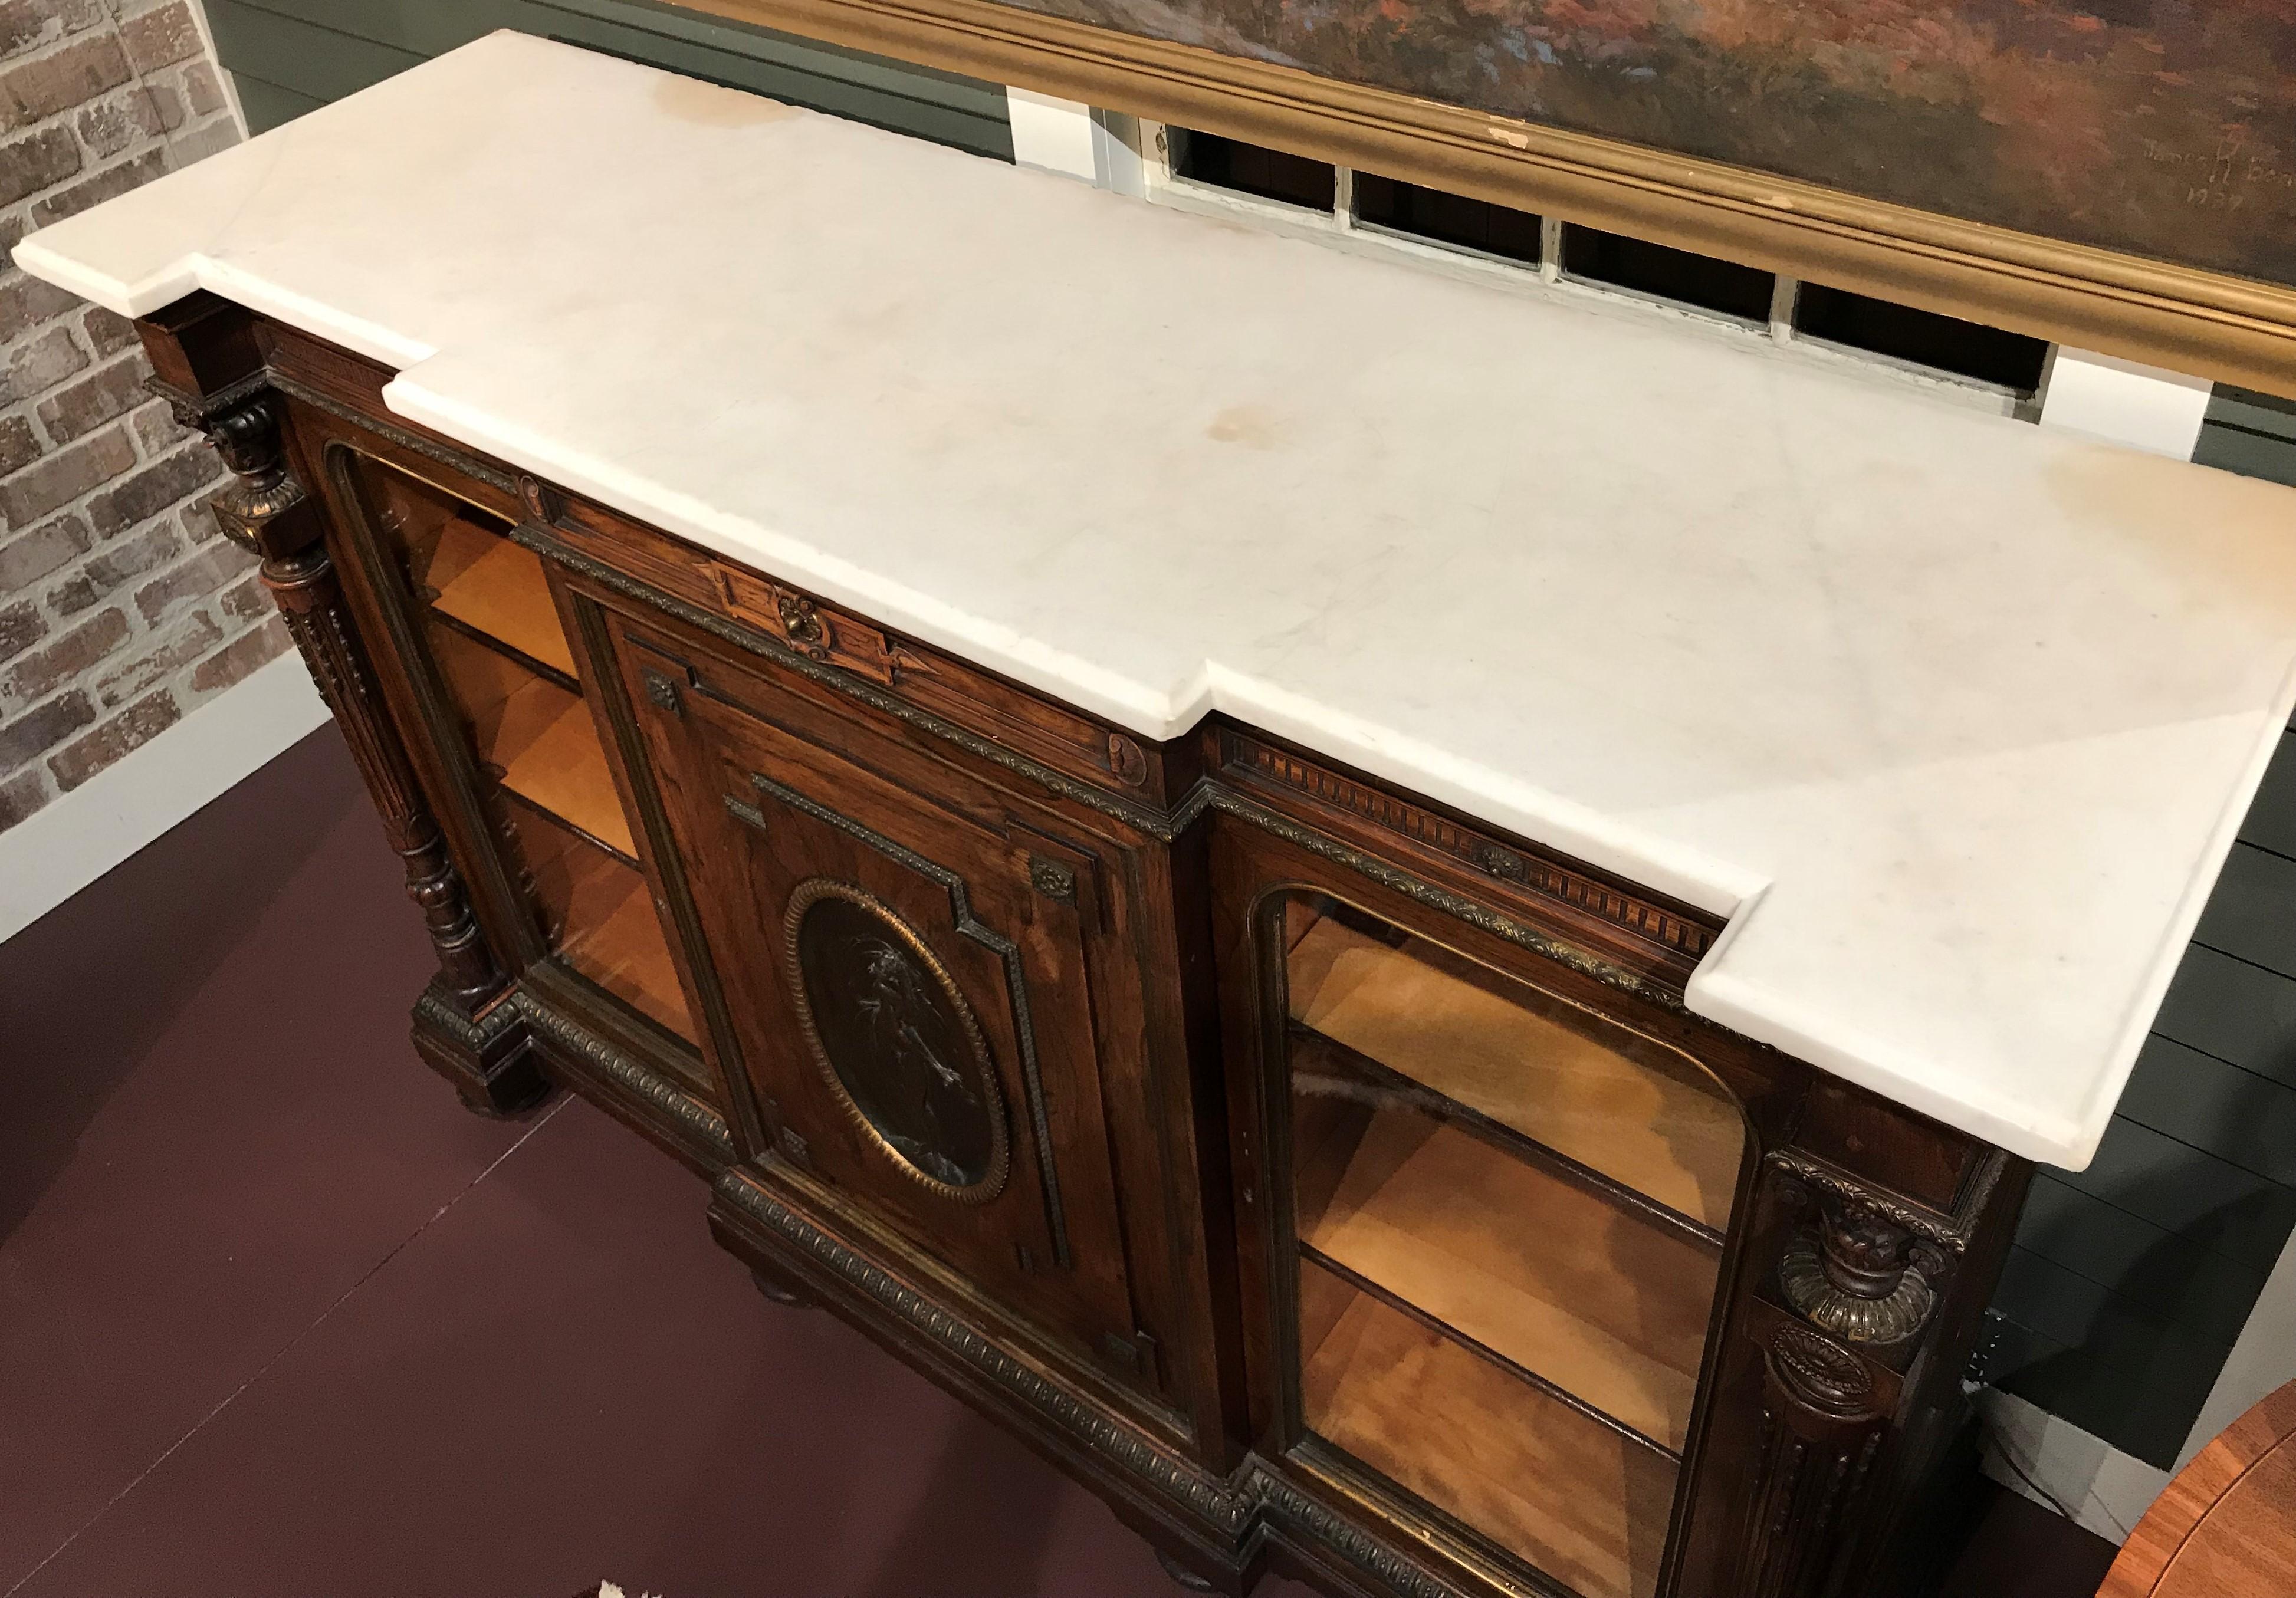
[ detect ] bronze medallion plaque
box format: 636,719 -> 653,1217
783,879 -> 1010,1201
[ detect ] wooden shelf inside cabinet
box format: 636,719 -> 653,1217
429,622 -> 638,860
1294,1079 -> 1716,1452
1292,1024 -> 1719,1248
527,816 -> 695,1042
1300,1258 -> 1676,1598
494,693 -> 637,861
1286,912 -> 1742,1229
422,513 -> 579,680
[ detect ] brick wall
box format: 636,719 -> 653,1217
0,0 -> 288,834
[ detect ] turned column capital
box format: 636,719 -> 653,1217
152,376 -> 328,562
1766,1152 -> 1953,1348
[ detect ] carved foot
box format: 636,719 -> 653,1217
411,984 -> 550,1117
449,1067 -> 553,1119
1154,1548 -> 1219,1594
750,1265 -> 813,1308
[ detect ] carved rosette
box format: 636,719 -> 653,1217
1028,856 -> 1077,900
641,668 -> 684,715
1740,1324 -> 1886,1598
776,589 -> 830,657
1775,1173 -> 1946,1346
190,386 -> 506,1015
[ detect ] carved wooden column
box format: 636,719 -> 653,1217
1740,1320 -> 1888,1597
1706,1143 -> 2002,1598
139,294 -> 544,1114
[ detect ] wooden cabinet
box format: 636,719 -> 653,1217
140,295 -> 2034,1598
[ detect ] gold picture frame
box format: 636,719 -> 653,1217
677,0 -> 2296,399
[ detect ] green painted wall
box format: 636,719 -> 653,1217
205,0 -> 1012,157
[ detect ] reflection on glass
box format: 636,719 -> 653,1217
495,792 -> 694,1040
1282,894 -> 1743,1598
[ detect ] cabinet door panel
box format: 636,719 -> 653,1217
1212,818 -> 1757,1598
608,611 -> 1152,1382
317,439 -> 712,1081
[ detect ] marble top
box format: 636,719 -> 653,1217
26,31 -> 2296,1169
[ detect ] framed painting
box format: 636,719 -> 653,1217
674,0 -> 2296,397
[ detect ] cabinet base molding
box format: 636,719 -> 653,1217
410,980 -> 547,1117
1158,1546 -> 1226,1593
512,988 -> 734,1166
711,1164 -> 1515,1598
709,1167 -> 1257,1530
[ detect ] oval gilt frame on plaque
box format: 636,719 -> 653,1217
783,879 -> 1011,1204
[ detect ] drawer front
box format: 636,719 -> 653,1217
605,606 -> 1163,1390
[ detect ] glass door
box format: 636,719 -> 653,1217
1276,893 -> 1745,1598
345,453 -> 698,1053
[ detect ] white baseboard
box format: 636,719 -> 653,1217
1004,89 -> 1145,195
1978,1387 -> 2169,1544
1975,1123 -> 2296,1543
0,653 -> 331,944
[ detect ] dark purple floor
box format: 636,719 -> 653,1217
0,726 -> 2110,1598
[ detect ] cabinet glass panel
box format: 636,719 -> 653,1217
488,780 -> 690,1038
1280,895 -> 1744,1598
347,454 -> 695,1047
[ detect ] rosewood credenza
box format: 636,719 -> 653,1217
135,291 -> 2023,1598
29,34 -> 2296,1598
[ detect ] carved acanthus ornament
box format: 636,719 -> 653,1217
1772,1160 -> 1948,1346
199,392 -> 313,549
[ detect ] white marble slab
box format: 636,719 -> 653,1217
26,30 -> 2296,1169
